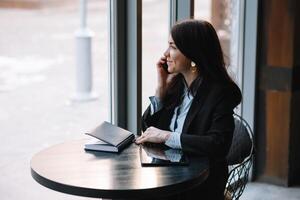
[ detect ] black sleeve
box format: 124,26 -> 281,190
181,85 -> 241,160
141,105 -> 165,132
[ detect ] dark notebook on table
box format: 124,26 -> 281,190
139,143 -> 189,166
84,121 -> 135,153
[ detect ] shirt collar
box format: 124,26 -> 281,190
182,76 -> 203,99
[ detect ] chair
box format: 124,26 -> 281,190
224,114 -> 255,200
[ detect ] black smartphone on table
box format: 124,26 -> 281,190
139,143 -> 189,166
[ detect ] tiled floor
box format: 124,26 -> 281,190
0,1 -> 299,200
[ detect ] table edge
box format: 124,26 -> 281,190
31,166 -> 209,198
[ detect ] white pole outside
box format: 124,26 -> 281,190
72,0 -> 97,101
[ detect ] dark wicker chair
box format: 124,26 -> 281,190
224,114 -> 255,200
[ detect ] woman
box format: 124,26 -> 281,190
135,19 -> 242,200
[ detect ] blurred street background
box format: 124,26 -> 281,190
0,1 -> 107,199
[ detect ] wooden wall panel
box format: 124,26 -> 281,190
265,91 -> 290,184
255,0 -> 300,186
267,0 -> 294,67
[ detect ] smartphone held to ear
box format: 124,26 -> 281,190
162,62 -> 170,74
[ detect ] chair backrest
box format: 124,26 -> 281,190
224,114 -> 255,200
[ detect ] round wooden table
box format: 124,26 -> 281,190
31,139 -> 209,199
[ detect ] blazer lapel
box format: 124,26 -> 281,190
181,80 -> 210,134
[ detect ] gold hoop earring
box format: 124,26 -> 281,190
191,61 -> 197,73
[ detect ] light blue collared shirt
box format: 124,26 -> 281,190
149,84 -> 195,149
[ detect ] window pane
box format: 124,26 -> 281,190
0,0 -> 108,198
142,0 -> 169,113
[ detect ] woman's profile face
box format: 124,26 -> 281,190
164,35 -> 190,74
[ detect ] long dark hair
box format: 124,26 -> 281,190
164,19 -> 237,109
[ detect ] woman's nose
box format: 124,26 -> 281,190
163,48 -> 170,57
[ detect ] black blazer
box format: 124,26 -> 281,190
142,79 -> 242,199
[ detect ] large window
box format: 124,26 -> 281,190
0,1 -> 109,199
142,0 -> 169,113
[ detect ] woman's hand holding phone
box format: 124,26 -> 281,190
155,56 -> 177,99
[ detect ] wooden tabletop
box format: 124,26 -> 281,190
30,139 -> 209,199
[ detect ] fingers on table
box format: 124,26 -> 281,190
135,134 -> 147,144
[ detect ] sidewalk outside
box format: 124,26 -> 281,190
0,1 -> 107,199
0,1 -> 299,200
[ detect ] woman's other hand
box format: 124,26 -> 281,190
155,56 -> 177,99
135,126 -> 171,144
